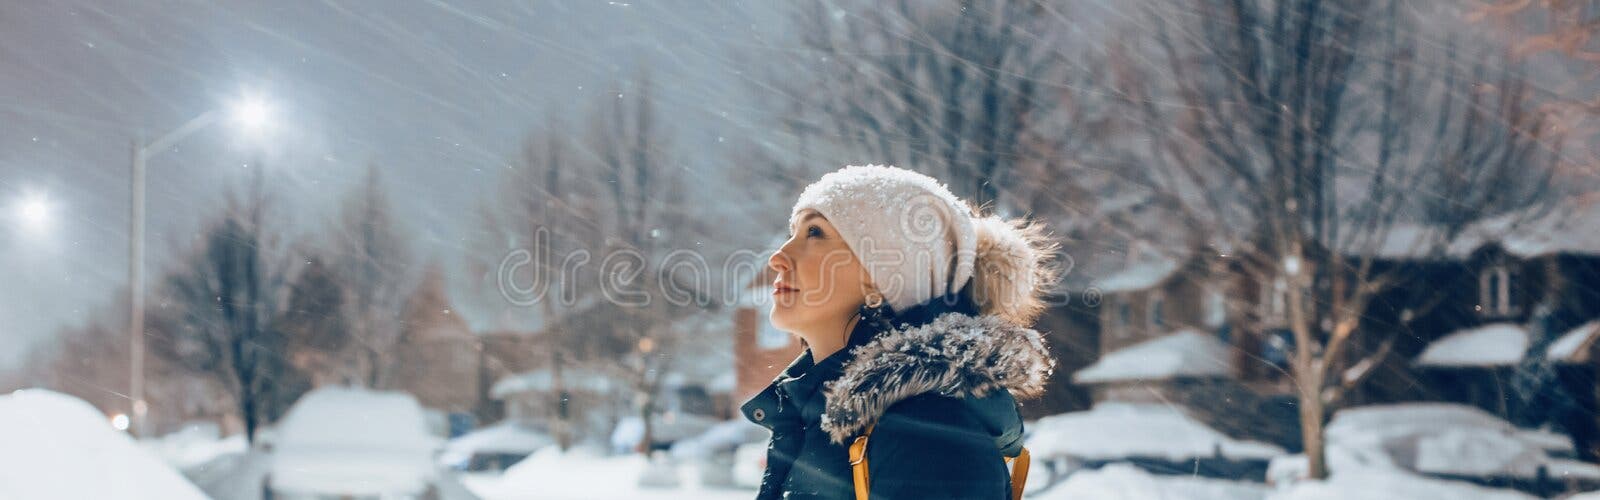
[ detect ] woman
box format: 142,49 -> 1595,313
742,165 -> 1058,499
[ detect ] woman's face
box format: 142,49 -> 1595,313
768,210 -> 873,336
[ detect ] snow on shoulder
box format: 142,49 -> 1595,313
1415,323 -> 1528,368
0,389 -> 208,500
1026,402 -> 1284,462
1073,329 -> 1234,384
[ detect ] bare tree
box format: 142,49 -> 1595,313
577,74 -> 714,453
1119,0 -> 1561,478
768,0 -> 1112,214
156,170 -> 294,443
331,164 -> 415,389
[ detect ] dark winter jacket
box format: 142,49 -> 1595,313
740,295 -> 1055,499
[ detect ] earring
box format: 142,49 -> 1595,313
861,292 -> 888,325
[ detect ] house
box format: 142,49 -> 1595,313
1072,243 -> 1301,449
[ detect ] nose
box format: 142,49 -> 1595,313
768,241 -> 793,274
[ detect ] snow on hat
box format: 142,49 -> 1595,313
791,165 -> 1057,325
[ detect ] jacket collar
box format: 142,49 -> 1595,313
819,311 -> 1054,444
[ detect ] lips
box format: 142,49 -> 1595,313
773,280 -> 799,295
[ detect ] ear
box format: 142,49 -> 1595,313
969,215 -> 1060,326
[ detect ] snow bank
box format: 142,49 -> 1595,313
1415,323 -> 1528,368
460,447 -> 753,500
142,422 -> 248,470
1271,403 -> 1596,484
0,389 -> 208,500
1074,329 -> 1234,384
1548,320 -> 1599,363
1269,468 -> 1539,500
1033,463 -> 1268,500
1027,403 -> 1284,462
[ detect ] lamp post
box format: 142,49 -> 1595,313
127,95 -> 275,437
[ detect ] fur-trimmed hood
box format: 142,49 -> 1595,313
819,311 -> 1054,445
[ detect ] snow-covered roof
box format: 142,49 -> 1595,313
492,368 -> 618,399
0,389 -> 209,500
1335,221 -> 1451,260
1414,323 -> 1528,368
1547,320 -> 1600,364
1451,194 -> 1600,258
1093,254 -> 1182,293
1025,402 -> 1285,462
1073,329 -> 1234,384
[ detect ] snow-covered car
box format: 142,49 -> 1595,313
263,387 -> 444,500
438,420 -> 554,473
609,412 -> 721,453
670,419 -> 769,487
0,389 -> 209,499
1024,402 -> 1286,489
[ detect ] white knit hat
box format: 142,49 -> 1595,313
790,165 -> 979,314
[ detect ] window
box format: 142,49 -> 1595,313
1478,264 -> 1516,317
1204,287 -> 1227,328
1148,292 -> 1166,329
1262,276 -> 1289,324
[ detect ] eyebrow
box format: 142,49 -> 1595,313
791,212 -> 824,234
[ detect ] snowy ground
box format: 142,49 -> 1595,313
458,447 -> 753,500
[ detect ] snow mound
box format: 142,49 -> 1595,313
1027,403 -> 1284,462
1033,463 -> 1268,500
1269,468 -> 1538,500
1074,329 -> 1234,384
1415,323 -> 1528,367
142,422 -> 248,470
442,420 -> 553,459
460,447 -> 753,500
1272,403 -> 1596,484
0,389 -> 208,500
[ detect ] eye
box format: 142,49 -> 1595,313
806,225 -> 823,238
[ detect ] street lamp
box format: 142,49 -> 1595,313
127,94 -> 277,437
10,192 -> 53,234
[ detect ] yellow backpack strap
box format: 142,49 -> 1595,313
849,425 -> 873,500
1007,447 -> 1031,500
849,425 -> 1031,500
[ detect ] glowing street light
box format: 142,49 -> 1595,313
126,92 -> 280,437
11,192 -> 52,233
229,94 -> 275,135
